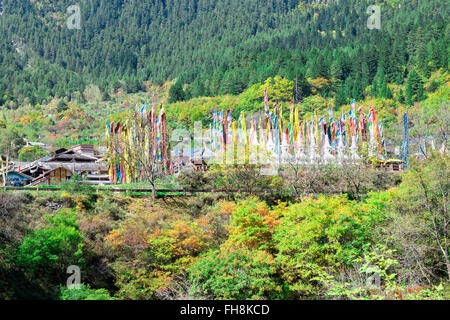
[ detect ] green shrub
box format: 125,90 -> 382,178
60,284 -> 115,300
189,246 -> 286,300
273,195 -> 375,297
15,209 -> 84,277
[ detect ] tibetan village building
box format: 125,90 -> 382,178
171,147 -> 215,173
13,145 -> 109,186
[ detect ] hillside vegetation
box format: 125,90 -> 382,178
0,153 -> 449,300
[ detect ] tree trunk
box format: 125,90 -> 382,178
152,183 -> 157,199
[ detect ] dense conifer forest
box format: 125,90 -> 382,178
0,0 -> 447,105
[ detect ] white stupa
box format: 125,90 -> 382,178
322,136 -> 335,164
350,135 -> 360,161
296,133 -> 307,164
368,126 -> 376,158
249,131 -> 259,164
336,136 -> 347,164
309,132 -> 319,165
266,132 -> 276,165
281,134 -> 291,164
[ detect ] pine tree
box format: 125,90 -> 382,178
344,76 -> 353,100
398,88 -> 405,104
168,81 -> 186,103
352,73 -> 363,101
385,86 -> 393,99
395,72 -> 404,85
361,62 -> 370,93
370,78 -> 378,97
330,59 -> 343,80
405,67 -> 425,106
378,73 -> 388,98
417,81 -> 426,101
101,89 -> 110,101
335,84 -> 347,107
406,80 -> 414,106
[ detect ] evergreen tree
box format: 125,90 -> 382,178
102,89 -> 110,101
335,84 -> 347,107
405,67 -> 426,106
385,86 -> 393,99
406,80 -> 414,106
361,62 -> 370,93
352,73 -> 363,101
344,76 -> 353,100
395,72 -> 404,85
398,88 -> 405,104
168,81 -> 186,103
370,78 -> 378,98
378,74 -> 388,98
330,60 -> 343,80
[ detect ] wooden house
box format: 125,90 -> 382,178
14,145 -> 109,186
171,147 -> 215,174
27,167 -> 71,186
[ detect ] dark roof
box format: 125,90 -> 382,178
48,146 -> 99,162
51,153 -> 98,162
16,156 -> 51,171
54,148 -> 68,154
39,162 -> 107,171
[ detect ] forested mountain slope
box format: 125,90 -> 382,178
0,0 -> 447,105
